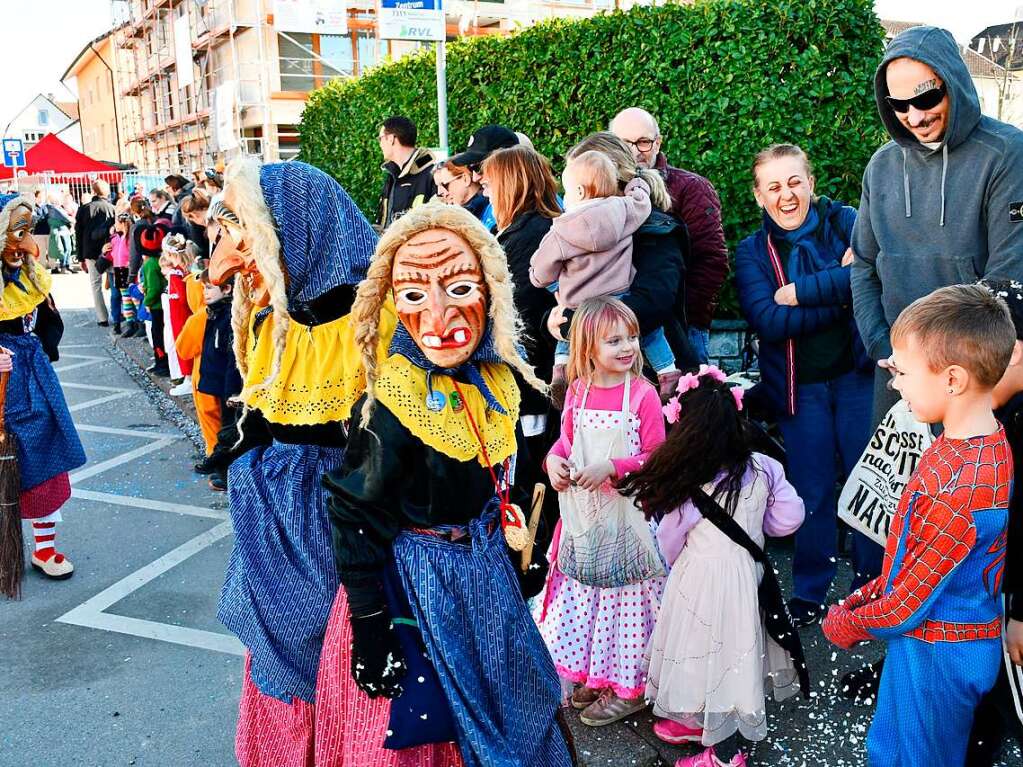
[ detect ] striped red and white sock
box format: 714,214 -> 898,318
32,521 -> 58,562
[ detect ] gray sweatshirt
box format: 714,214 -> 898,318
852,25 -> 1023,365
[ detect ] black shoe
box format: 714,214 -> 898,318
147,362 -> 170,377
194,455 -> 217,475
113,322 -> 123,335
51,268 -> 60,275
839,658 -> 884,702
123,321 -> 143,338
787,598 -> 826,628
98,320 -> 110,328
209,471 -> 227,492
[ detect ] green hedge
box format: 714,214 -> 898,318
298,0 -> 886,316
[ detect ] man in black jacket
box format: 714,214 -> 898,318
376,116 -> 435,230
74,179 -> 115,326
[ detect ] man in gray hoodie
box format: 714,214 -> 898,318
852,25 -> 1023,425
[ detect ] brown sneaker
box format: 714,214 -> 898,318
579,690 -> 646,726
570,684 -> 602,710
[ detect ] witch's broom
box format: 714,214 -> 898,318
0,370 -> 23,599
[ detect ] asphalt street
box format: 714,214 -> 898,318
1,274 -> 1020,766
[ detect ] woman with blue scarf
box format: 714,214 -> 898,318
735,144 -> 881,628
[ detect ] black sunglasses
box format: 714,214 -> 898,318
885,83 -> 947,114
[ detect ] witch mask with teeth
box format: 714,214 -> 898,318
391,228 -> 488,369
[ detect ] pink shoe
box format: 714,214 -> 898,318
675,746 -> 748,767
653,717 -> 703,744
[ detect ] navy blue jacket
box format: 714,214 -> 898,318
197,298 -> 240,399
735,199 -> 867,417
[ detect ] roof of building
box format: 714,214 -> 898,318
880,19 -> 1011,81
882,19 -> 926,39
970,23 -> 1023,70
60,26 -> 123,83
54,102 -> 79,120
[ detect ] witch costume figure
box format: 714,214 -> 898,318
314,203 -> 574,767
0,197 -> 85,595
207,157 -> 390,766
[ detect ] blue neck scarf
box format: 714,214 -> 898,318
763,197 -> 846,280
388,321 -> 507,415
3,266 -> 29,293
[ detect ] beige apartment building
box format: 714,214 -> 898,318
62,0 -> 640,174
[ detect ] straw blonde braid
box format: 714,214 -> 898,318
352,202 -> 548,426
222,156 -> 291,400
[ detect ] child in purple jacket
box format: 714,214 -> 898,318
530,150 -> 677,397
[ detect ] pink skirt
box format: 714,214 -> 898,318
314,585 -> 464,767
236,654 -> 315,767
20,472 -> 71,520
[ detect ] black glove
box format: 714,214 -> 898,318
349,610 -> 407,699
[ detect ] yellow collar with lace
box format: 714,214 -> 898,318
241,299 -> 398,425
374,353 -> 521,466
0,262 -> 51,322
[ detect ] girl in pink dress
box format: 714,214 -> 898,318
537,296 -> 666,726
618,368 -> 806,767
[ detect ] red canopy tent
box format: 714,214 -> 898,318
0,133 -> 122,182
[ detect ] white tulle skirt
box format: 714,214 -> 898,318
645,551 -> 799,746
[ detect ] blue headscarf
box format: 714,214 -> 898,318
763,196 -> 848,281
258,162 -> 377,306
388,322 -> 508,415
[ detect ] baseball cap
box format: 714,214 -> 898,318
449,125 -> 519,168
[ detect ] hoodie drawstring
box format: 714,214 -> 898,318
939,143 -> 948,227
901,145 -> 949,226
902,148 -> 911,218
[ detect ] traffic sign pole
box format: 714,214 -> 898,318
436,39 -> 448,158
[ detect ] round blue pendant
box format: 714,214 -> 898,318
425,389 -> 447,412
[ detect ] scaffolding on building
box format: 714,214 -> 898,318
110,0 -> 270,173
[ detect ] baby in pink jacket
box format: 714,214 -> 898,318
530,150 -> 676,389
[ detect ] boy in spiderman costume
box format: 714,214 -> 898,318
823,285 -> 1016,767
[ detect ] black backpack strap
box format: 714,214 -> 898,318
691,487 -> 810,698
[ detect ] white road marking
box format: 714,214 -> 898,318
67,391 -> 133,412
53,339 -> 240,656
61,381 -> 134,393
69,437 -> 179,483
75,423 -> 181,440
52,358 -> 105,374
71,488 -> 228,520
56,521 -> 243,656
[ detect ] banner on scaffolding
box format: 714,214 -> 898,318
378,0 -> 445,41
175,14 -> 194,89
214,82 -> 239,152
273,0 -> 349,35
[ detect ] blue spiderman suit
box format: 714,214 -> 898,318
824,430 -> 1012,767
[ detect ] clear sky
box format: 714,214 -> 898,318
0,0 -> 113,134
2,1 -> 1022,144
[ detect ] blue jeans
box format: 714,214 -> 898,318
688,326 -> 710,364
555,326 -> 674,371
778,369 -> 882,605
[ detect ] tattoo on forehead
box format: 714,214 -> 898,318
915,78 -> 938,95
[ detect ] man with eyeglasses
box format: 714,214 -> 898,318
610,107 -> 727,363
376,115 -> 437,230
845,24 -> 1023,709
